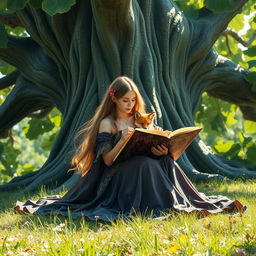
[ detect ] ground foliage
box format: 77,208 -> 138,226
0,180 -> 256,255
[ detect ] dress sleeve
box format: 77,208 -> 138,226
94,132 -> 115,161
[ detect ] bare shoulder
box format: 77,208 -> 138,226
99,116 -> 115,133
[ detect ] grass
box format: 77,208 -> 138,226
0,180 -> 256,256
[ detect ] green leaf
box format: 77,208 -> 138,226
25,118 -> 55,140
228,14 -> 244,31
0,144 -> 4,155
246,145 -> 256,164
223,143 -> 241,159
0,61 -> 15,74
40,134 -> 56,151
6,0 -> 29,13
205,0 -> 237,13
42,0 -> 76,16
244,46 -> 256,57
214,139 -> 234,153
244,72 -> 256,92
0,24 -> 8,48
248,60 -> 256,69
242,136 -> 252,148
0,0 -> 7,10
244,120 -> 256,134
222,111 -> 237,127
29,0 -> 43,8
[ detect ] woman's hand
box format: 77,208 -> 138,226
151,144 -> 168,156
121,127 -> 134,142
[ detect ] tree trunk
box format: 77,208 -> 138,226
0,0 -> 255,193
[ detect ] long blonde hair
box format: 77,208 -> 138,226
71,76 -> 146,176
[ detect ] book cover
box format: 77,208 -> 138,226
113,126 -> 202,162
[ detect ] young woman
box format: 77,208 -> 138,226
15,76 -> 245,221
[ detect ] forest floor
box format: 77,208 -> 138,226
0,180 -> 256,256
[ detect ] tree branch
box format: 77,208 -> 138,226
0,70 -> 19,90
0,35 -> 66,108
204,55 -> 256,121
0,12 -> 23,27
0,76 -> 54,138
225,34 -> 233,55
189,0 -> 249,63
222,28 -> 256,47
0,35 -> 39,71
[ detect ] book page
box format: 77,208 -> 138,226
135,128 -> 170,137
170,127 -> 202,137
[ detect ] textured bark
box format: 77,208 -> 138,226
0,0 -> 256,193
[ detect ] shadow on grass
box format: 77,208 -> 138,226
0,191 -> 34,211
195,182 -> 256,200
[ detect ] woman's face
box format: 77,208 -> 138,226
114,91 -> 137,115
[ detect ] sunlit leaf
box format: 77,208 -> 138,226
228,14 -> 244,31
42,0 -> 76,16
50,115 -> 62,127
244,120 -> 256,134
223,111 -> 237,127
214,139 -> 234,153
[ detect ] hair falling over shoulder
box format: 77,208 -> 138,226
71,76 -> 146,176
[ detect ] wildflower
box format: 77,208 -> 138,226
53,237 -> 62,244
219,241 -> 226,247
27,235 -> 34,240
53,223 -> 65,232
167,245 -> 183,253
235,248 -> 247,255
162,239 -> 170,244
7,237 -> 18,242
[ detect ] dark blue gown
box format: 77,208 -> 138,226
15,132 -> 244,221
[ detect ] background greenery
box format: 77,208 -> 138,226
0,0 -> 256,184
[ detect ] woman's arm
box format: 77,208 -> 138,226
99,119 -> 134,166
151,125 -> 170,156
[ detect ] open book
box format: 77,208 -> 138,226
113,126 -> 202,163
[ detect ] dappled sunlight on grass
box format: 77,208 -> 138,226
0,180 -> 256,255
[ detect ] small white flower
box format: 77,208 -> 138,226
219,241 -> 226,247
7,236 -> 18,242
162,239 -> 169,244
53,223 -> 65,232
